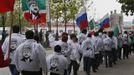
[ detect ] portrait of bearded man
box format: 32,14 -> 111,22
24,0 -> 46,24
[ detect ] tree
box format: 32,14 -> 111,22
117,0 -> 134,15
50,0 -> 83,33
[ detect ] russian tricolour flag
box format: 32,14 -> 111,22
76,7 -> 88,30
99,14 -> 110,29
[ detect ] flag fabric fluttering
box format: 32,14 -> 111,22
0,0 -> 14,12
99,14 -> 110,29
88,19 -> 95,30
76,7 -> 88,30
113,25 -> 120,37
22,0 -> 46,24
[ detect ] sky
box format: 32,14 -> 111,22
86,0 -> 134,22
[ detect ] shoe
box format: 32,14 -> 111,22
93,70 -> 97,72
86,73 -> 90,75
109,65 -> 113,67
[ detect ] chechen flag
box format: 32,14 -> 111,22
99,14 -> 110,29
0,0 -> 14,12
76,7 -> 88,30
22,0 -> 46,24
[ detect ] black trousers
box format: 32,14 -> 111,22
83,57 -> 91,75
79,53 -> 83,62
112,48 -> 117,64
95,54 -> 100,70
68,60 -> 79,75
50,72 -> 60,75
99,51 -> 104,64
132,44 -> 134,52
123,44 -> 129,59
117,47 -> 122,60
21,71 -> 41,75
91,58 -> 96,72
104,51 -> 113,67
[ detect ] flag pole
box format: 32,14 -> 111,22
64,0 -> 67,32
8,12 -> 14,58
1,13 -> 6,44
73,18 -> 75,34
19,0 -> 22,34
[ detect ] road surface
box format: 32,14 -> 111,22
0,50 -> 134,75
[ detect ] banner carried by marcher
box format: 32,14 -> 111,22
0,0 -> 14,12
22,0 -> 46,24
99,14 -> 110,29
76,6 -> 88,30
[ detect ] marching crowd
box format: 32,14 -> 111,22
1,25 -> 134,75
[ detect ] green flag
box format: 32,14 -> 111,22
113,25 -> 120,37
22,0 -> 46,24
88,19 -> 95,30
132,19 -> 134,24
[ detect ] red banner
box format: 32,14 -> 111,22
0,0 -> 14,12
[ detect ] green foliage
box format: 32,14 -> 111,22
0,0 -> 29,28
117,0 -> 134,15
51,0 -> 83,23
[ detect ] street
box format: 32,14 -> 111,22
0,49 -> 134,75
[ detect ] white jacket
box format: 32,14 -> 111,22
103,37 -> 112,51
82,38 -> 95,58
2,33 -> 25,64
69,41 -> 80,62
77,33 -> 87,44
14,39 -> 47,72
97,37 -> 104,51
46,52 -> 68,75
111,36 -> 118,50
92,36 -> 100,54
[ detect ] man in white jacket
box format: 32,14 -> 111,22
2,25 -> 25,75
77,29 -> 87,62
68,34 -> 80,75
47,45 -> 68,75
103,32 -> 113,68
111,31 -> 118,64
92,32 -> 100,72
82,33 -> 95,75
14,30 -> 47,75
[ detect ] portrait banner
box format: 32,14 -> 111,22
22,0 -> 46,24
